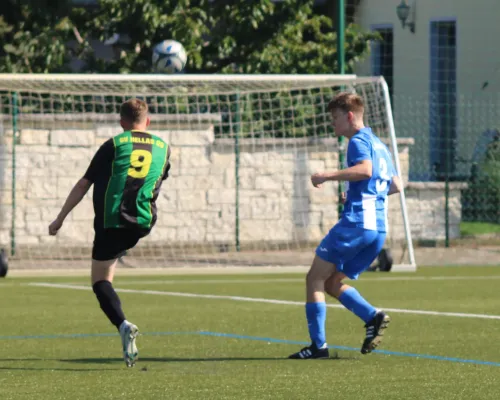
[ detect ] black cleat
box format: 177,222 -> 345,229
288,343 -> 330,359
361,311 -> 391,354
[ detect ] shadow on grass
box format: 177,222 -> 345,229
0,364 -> 120,372
0,352 -> 356,370
60,353 -> 356,364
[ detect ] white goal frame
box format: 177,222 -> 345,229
0,73 -> 416,272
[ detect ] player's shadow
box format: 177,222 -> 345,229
0,366 -> 118,371
60,354 -> 356,364
0,358 -> 122,371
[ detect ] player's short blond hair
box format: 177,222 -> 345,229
120,98 -> 148,125
327,92 -> 364,115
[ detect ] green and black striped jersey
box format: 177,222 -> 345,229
84,130 -> 171,231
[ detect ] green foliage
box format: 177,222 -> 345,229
0,0 -> 88,73
463,137 -> 500,223
1,0 -> 380,140
1,0 -> 378,74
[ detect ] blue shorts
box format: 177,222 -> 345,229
315,224 -> 386,280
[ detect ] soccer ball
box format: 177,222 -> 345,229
152,40 -> 187,74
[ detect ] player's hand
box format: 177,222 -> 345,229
340,192 -> 347,204
311,173 -> 327,188
48,218 -> 63,236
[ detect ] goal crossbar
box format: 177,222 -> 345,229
0,73 -> 366,95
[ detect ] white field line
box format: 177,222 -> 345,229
361,275 -> 500,282
29,282 -> 500,321
44,275 -> 500,286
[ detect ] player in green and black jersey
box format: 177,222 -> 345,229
48,99 -> 171,367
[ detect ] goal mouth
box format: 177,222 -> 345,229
0,74 -> 416,270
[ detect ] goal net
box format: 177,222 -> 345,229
0,74 -> 415,271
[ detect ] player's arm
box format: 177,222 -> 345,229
387,158 -> 402,196
162,145 -> 172,181
311,136 -> 372,188
311,160 -> 372,187
48,178 -> 92,235
388,175 -> 402,195
49,139 -> 112,236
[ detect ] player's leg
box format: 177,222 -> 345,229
91,258 -> 123,328
288,255 -> 335,359
324,228 -> 381,321
290,222 -> 366,360
91,229 -> 141,367
325,230 -> 390,354
324,271 -> 377,326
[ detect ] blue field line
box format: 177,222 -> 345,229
1,330 -> 500,367
196,331 -> 500,367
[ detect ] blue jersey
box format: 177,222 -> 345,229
341,127 -> 396,232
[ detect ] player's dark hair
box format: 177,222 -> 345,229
120,99 -> 148,125
327,92 -> 364,114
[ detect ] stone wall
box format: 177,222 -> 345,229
404,182 -> 468,241
0,123 -> 464,258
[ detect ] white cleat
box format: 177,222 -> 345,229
119,322 -> 139,367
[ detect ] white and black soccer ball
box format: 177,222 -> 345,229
152,40 -> 187,74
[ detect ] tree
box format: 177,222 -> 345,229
0,0 -> 89,73
82,0 -> 378,74
0,0 -> 378,74
463,133 -> 500,223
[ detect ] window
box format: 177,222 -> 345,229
371,25 -> 394,104
430,20 -> 457,181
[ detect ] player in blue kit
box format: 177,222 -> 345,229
289,92 -> 402,359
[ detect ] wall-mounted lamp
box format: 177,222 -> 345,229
396,0 -> 416,33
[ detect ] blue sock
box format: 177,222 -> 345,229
338,287 -> 377,323
305,302 -> 327,348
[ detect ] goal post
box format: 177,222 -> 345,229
0,74 -> 416,271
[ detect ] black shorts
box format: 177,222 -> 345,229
92,228 -> 150,261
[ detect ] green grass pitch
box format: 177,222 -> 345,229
1,266 -> 500,399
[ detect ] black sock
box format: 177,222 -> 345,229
92,280 -> 126,330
